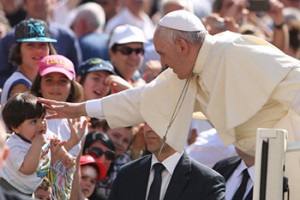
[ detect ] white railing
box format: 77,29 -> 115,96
253,128 -> 300,200
253,128 -> 287,200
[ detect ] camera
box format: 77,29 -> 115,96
248,0 -> 270,12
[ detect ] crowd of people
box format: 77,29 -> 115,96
0,0 -> 299,200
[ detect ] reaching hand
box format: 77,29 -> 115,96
68,117 -> 88,146
50,138 -> 76,169
267,0 -> 284,24
142,60 -> 162,83
50,137 -> 67,154
105,75 -> 133,93
37,98 -> 87,119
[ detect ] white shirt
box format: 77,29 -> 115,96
226,161 -> 254,200
46,118 -> 86,157
145,152 -> 182,200
185,119 -> 237,167
1,71 -> 31,108
104,8 -> 155,40
1,132 -> 52,194
51,0 -> 77,27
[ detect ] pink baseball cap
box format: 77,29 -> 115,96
38,55 -> 75,80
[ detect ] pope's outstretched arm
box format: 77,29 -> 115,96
99,85 -> 145,128
38,85 -> 145,128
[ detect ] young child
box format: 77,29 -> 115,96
79,155 -> 107,199
0,92 -> 75,196
34,177 -> 54,200
31,54 -> 87,200
82,131 -> 115,199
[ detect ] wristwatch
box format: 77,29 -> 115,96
274,22 -> 284,29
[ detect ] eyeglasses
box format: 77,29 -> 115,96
115,47 -> 145,56
88,147 -> 115,161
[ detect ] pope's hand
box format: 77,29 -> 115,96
37,98 -> 87,119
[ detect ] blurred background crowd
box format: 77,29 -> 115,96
0,0 -> 298,199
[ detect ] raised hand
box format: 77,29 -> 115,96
50,137 -> 76,169
105,74 -> 133,93
68,117 -> 88,147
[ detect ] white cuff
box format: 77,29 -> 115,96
85,99 -> 105,119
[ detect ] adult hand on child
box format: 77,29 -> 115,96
38,98 -> 87,119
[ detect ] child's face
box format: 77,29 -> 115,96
40,72 -> 72,101
106,127 -> 133,156
80,165 -> 98,198
82,71 -> 111,100
34,187 -> 53,200
12,116 -> 46,141
20,42 -> 50,68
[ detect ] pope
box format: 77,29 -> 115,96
39,10 -> 300,198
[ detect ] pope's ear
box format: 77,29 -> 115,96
175,38 -> 189,55
76,76 -> 81,82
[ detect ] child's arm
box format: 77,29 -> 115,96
19,132 -> 46,175
64,118 -> 88,151
70,133 -> 87,200
50,138 -> 76,169
70,153 -> 86,200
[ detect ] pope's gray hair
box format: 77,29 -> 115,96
155,25 -> 207,44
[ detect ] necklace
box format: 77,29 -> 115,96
159,75 -> 193,154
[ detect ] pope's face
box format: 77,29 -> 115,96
153,29 -> 193,79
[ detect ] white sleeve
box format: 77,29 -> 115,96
85,99 -> 105,119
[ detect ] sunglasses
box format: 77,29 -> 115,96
97,0 -> 109,4
88,147 -> 115,161
115,47 -> 145,56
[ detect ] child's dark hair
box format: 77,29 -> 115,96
83,131 -> 115,154
2,91 -> 46,131
83,131 -> 115,174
